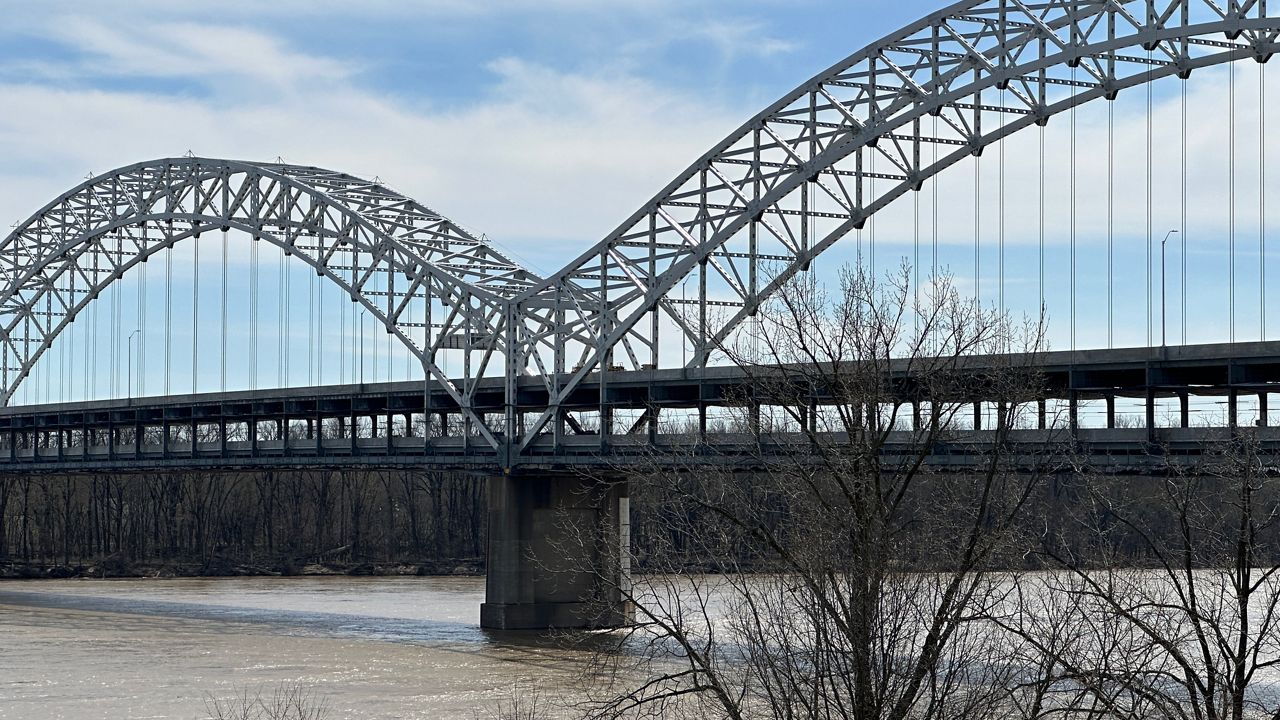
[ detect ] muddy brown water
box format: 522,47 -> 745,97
0,576 -> 612,719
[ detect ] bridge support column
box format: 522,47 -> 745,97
1146,388 -> 1156,442
1260,393 -> 1270,427
481,473 -> 632,631
1179,393 -> 1190,428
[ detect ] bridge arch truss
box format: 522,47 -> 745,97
0,158 -> 555,446
509,0 -> 1280,453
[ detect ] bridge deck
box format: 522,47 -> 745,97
0,341 -> 1276,473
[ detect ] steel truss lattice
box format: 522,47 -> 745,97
4,1 -> 1280,465
0,159 -> 557,446
508,0 -> 1280,455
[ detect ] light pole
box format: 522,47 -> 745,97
127,329 -> 140,398
1161,229 -> 1179,347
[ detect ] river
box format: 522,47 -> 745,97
0,577 -> 606,719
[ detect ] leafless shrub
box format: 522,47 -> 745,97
204,681 -> 329,720
476,680 -> 553,720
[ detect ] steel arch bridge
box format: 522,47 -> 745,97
4,0 -> 1280,465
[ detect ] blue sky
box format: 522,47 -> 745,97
0,1 -> 1275,405
0,0 -> 946,268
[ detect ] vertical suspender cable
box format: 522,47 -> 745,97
277,248 -> 284,386
63,277 -> 70,402
1182,81 -> 1188,343
90,271 -> 97,399
316,266 -> 322,384
66,278 -> 72,402
114,238 -> 121,398
352,262 -> 358,384
139,244 -> 146,397
1152,55 -> 1162,345
933,115 -> 939,287
1071,68 -> 1078,351
193,233 -> 199,394
993,91 -> 1003,319
165,244 -> 171,395
1152,51 -> 1162,345
1040,124 -> 1045,313
65,276 -> 72,403
1262,64 -> 1268,341
307,269 -> 313,385
1108,100 -> 1114,348
318,271 -> 323,384
869,151 -> 876,276
340,264 -> 347,384
857,210 -> 864,269
914,181 -> 920,328
112,272 -> 120,397
975,152 -> 981,305
250,234 -> 258,391
56,280 -> 62,399
220,229 -> 227,393
45,285 -> 52,402
283,250 -> 290,386
1230,60 -> 1237,343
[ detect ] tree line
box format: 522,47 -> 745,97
0,469 -> 486,573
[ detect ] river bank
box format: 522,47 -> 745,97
0,555 -> 484,580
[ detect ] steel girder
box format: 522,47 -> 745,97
0,158 -> 549,446
509,0 -> 1280,455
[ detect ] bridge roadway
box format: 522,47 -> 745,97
0,341 -> 1277,474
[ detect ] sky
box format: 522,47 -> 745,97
0,1 -> 1274,409
0,0 -> 942,271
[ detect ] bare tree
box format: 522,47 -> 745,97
0,474 -> 11,558
578,264 -> 1060,719
1012,433 -> 1280,720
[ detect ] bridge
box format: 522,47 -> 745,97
0,341 -> 1278,473
4,0 -> 1280,628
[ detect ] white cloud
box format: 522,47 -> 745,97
39,16 -> 354,90
0,22 -> 747,274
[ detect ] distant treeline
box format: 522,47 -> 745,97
1,468 -> 1273,576
0,471 -> 487,575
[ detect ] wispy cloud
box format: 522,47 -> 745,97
26,16 -> 354,91
0,19 -> 747,270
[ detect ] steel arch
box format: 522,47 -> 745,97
510,0 -> 1280,453
0,158 -> 541,445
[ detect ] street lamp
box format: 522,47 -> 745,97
127,329 -> 140,399
1161,230 -> 1179,347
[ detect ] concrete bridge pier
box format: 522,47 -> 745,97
480,472 -> 633,630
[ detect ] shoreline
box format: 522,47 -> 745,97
0,557 -> 485,580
